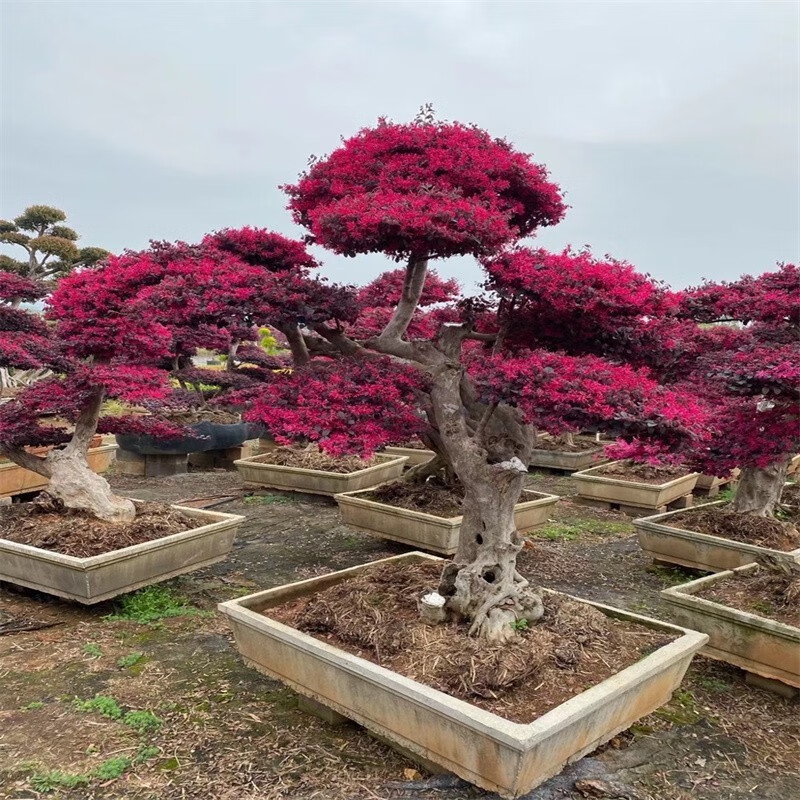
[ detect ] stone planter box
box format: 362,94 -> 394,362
528,445 -> 607,472
0,444 -> 117,500
383,445 -> 435,467
0,504 -> 244,604
695,469 -> 740,495
219,552 -> 707,798
633,501 -> 800,572
787,454 -> 800,476
234,452 -> 407,497
662,564 -> 799,691
334,489 -> 560,555
573,461 -> 699,510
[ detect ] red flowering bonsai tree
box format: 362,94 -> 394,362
0,227 -> 322,524
241,117 -> 707,640
675,263 -> 799,516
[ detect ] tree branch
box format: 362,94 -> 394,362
65,388 -> 103,455
0,446 -> 51,478
277,323 -> 311,367
376,257 -> 429,345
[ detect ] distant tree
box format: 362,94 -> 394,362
0,204 -> 109,291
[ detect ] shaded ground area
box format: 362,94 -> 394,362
1,467 -> 798,800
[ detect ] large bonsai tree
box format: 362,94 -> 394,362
675,264 -> 799,516
243,117 -> 706,640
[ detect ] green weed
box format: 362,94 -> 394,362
74,695 -> 123,720
243,493 -> 292,505
105,586 -> 206,624
123,710 -> 162,734
22,701 -> 45,710
82,642 -> 103,658
117,651 -> 145,669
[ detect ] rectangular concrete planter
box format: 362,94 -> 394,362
695,469 -> 739,492
633,501 -> 800,572
334,489 -> 560,555
219,552 -> 707,798
0,444 -> 117,499
528,446 -> 607,472
662,564 -> 799,689
234,452 -> 407,496
0,504 -> 243,604
383,445 -> 435,467
787,454 -> 800,476
573,461 -> 699,510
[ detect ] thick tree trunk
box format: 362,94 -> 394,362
45,449 -> 136,522
4,388 -> 136,523
426,349 -> 539,641
226,341 -> 240,371
731,456 -> 791,517
438,466 -> 543,642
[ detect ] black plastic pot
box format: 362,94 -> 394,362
116,421 -> 267,456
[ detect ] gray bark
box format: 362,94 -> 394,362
731,455 -> 791,517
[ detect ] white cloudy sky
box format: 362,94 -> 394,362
1,0 -> 798,290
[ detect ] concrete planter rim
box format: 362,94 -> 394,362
233,451 -> 407,478
219,551 -> 707,748
661,563 -> 800,643
0,502 -> 244,569
574,460 -> 699,490
333,487 -> 559,527
634,500 -> 800,559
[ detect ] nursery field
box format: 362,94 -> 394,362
1,468 -> 798,800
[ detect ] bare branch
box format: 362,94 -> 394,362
376,257 -> 429,344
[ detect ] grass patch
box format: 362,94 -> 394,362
74,695 -> 162,732
698,675 -> 733,693
22,700 -> 45,710
82,642 -> 103,658
243,493 -> 292,505
654,689 -> 705,725
117,651 -> 145,669
74,694 -> 123,720
531,517 -> 630,542
646,563 -> 698,586
104,586 -> 207,624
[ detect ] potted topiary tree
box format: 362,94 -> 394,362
633,264 -> 800,571
0,263 -> 245,604
219,115 -> 709,797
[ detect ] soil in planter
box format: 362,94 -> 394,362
668,506 -> 800,551
393,439 -> 430,451
0,499 -> 204,558
594,460 -> 690,485
533,435 -> 603,453
165,409 -> 241,425
251,448 -> 377,474
365,479 -> 464,518
268,561 -> 673,724
779,483 -> 800,523
698,566 -> 800,628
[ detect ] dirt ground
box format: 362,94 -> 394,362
1,466 -> 798,800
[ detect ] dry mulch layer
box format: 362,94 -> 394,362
268,561 -> 673,724
251,448 -> 377,473
699,564 -> 800,628
533,436 -> 604,453
668,506 -> 800,551
594,460 -> 692,485
365,479 -> 464,517
0,500 -> 203,557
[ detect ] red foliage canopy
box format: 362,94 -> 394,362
284,119 -> 565,260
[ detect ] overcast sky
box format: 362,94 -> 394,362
1,0 -> 798,291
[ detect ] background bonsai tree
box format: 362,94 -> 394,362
0,269 -> 176,522
0,204 -> 108,291
0,228 -> 321,523
242,116 -> 707,640
675,263 -> 799,516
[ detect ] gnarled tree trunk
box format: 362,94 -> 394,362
427,353 -> 540,641
731,455 -> 792,517
3,389 -> 136,523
